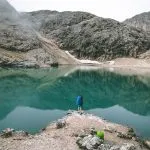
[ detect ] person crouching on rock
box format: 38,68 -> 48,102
76,95 -> 83,111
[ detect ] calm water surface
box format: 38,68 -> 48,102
0,66 -> 150,138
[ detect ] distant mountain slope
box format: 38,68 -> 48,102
0,0 -> 40,52
124,11 -> 150,33
0,0 -> 150,67
23,10 -> 95,30
0,0 -> 78,67
25,10 -> 150,61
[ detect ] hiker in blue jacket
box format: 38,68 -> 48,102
76,95 -> 83,111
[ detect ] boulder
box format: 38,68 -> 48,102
144,140 -> 150,149
56,119 -> 66,129
1,128 -> 14,138
76,134 -> 103,150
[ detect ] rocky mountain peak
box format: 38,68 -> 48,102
123,11 -> 150,33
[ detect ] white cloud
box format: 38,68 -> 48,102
7,0 -> 150,21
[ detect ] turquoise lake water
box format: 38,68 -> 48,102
0,66 -> 150,138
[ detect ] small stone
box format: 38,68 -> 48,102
66,110 -> 74,115
13,131 -> 28,137
99,144 -> 113,150
72,133 -> 78,137
123,128 -> 136,138
78,133 -> 87,138
110,145 -> 120,150
56,119 -> 66,129
128,128 -> 134,133
132,137 -> 136,141
120,143 -> 136,150
117,132 -> 132,139
1,128 -> 14,138
104,127 -> 116,133
104,128 -> 113,133
41,128 -> 46,131
76,137 -> 82,146
90,127 -> 96,135
144,140 -> 150,149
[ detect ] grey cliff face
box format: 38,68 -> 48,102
25,11 -> 150,61
124,11 -> 150,33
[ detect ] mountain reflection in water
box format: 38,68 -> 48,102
0,66 -> 150,138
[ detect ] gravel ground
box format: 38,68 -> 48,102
0,112 -> 149,150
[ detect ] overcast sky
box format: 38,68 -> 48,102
8,0 -> 150,21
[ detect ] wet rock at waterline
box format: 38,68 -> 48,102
117,128 -> 136,140
0,128 -> 28,138
56,119 -> 66,129
144,141 -> 150,149
0,128 -> 14,138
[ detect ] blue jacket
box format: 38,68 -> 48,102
76,96 -> 83,106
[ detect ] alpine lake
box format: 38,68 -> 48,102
0,66 -> 150,139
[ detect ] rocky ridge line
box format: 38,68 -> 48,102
124,11 -> 150,33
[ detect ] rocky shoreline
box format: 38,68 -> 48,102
0,111 -> 150,150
